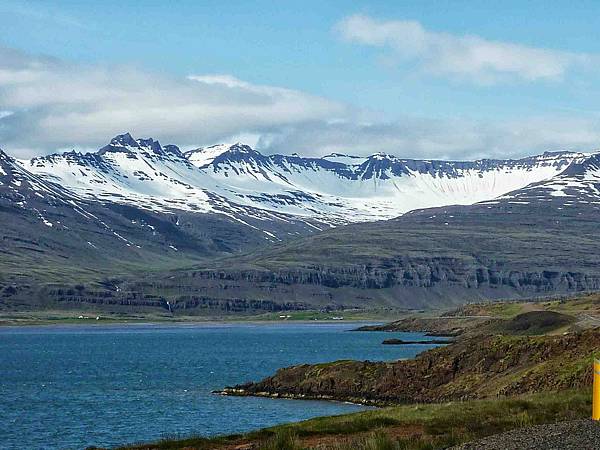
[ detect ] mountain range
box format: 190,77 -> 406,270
1,133 -> 599,314
21,133 -> 589,227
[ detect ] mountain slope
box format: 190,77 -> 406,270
492,152 -> 600,206
2,135 -> 600,314
184,145 -> 585,222
123,152 -> 600,312
0,148 -> 320,311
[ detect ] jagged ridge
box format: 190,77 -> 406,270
18,134 -> 595,227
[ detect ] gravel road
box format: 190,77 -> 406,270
451,419 -> 600,449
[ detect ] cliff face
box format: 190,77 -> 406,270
3,285 -> 311,314
121,260 -> 600,312
6,259 -> 597,314
186,263 -> 600,292
221,329 -> 599,405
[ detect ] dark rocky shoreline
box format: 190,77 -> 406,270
381,338 -> 451,345
213,387 -> 386,406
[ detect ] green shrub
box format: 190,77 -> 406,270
363,431 -> 399,450
260,429 -> 303,450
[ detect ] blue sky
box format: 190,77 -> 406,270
2,0 -> 600,158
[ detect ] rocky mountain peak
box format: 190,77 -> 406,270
559,153 -> 600,178
209,143 -> 266,166
111,132 -> 137,147
136,138 -> 162,154
162,144 -> 184,157
184,144 -> 231,168
97,133 -> 139,155
228,143 -> 258,154
369,152 -> 392,160
96,133 -> 185,159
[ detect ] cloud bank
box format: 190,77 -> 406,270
1,45 -> 600,160
0,46 -> 347,157
260,116 -> 600,161
335,14 -> 591,84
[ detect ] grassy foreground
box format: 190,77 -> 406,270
116,389 -> 591,450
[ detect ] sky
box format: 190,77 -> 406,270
2,0 -> 600,159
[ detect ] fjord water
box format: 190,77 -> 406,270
0,323 -> 443,449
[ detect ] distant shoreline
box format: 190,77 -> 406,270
0,317 -> 384,328
0,309 -> 401,327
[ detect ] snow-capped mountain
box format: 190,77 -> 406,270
0,145 -> 323,281
184,145 -> 589,221
26,133 -> 214,214
18,133 -> 593,232
492,153 -> 600,208
4,137 -> 600,313
0,148 -> 87,222
558,153 -> 600,200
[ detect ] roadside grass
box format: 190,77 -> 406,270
260,429 -> 303,450
117,389 -> 591,450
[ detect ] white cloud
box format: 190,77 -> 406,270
335,14 -> 591,84
0,46 -> 348,157
257,116 -> 600,160
187,74 -> 252,89
1,45 -> 600,160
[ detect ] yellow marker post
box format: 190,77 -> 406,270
594,359 -> 600,421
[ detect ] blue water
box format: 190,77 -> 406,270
0,322 -> 444,449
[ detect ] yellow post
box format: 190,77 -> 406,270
594,359 -> 600,421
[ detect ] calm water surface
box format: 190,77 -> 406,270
0,322 -> 444,449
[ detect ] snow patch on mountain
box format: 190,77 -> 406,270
25,135 -> 218,214
184,144 -> 230,168
322,153 -> 367,165
493,153 -> 600,208
16,134 -> 597,227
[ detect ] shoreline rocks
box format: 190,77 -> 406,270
381,338 -> 451,345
